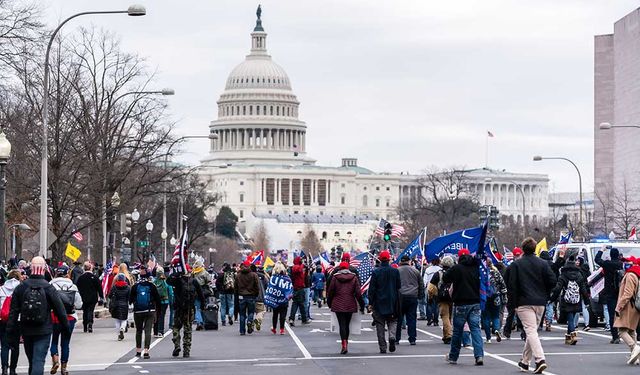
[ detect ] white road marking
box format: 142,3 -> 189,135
254,363 -> 297,366
127,330 -> 171,364
551,325 -> 611,339
139,371 -> 149,374
132,365 -> 142,368
336,339 -> 432,344
416,328 -> 560,375
286,323 -> 313,359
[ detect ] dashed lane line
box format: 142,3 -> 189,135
127,331 -> 172,364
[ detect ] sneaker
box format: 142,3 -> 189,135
118,330 -> 124,341
533,360 -> 547,374
221,321 -> 226,326
518,361 -> 529,372
154,334 -> 163,338
135,352 -> 141,358
240,332 -> 246,336
444,354 -> 457,365
485,338 -> 492,344
301,320 -> 311,325
583,326 -> 591,332
271,327 -> 277,335
288,318 -> 295,327
228,317 -> 233,326
183,352 -> 190,358
494,330 -> 502,343
143,352 -> 150,360
611,338 -> 621,344
627,345 -> 640,365
380,349 -> 387,354
172,348 -> 180,357
247,323 -> 254,334
442,337 -> 451,344
255,319 -> 262,331
409,341 -> 416,346
475,357 -> 484,366
389,339 -> 396,353
280,328 -> 285,335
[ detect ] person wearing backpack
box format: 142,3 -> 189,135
549,255 -> 589,345
482,257 -> 507,344
153,268 -> 172,337
595,246 -> 623,344
191,260 -> 211,331
429,255 -> 455,344
6,256 -> 68,375
614,257 -> 640,365
168,267 -> 205,358
0,270 -> 21,375
128,268 -> 161,359
217,263 -> 235,326
75,262 -> 104,334
108,274 -> 131,341
49,266 -> 83,375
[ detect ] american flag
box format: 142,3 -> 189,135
351,252 -> 374,293
479,259 -> 491,310
487,130 -> 494,137
101,259 -> 113,297
72,226 -> 83,242
171,226 -> 189,274
373,219 -> 405,238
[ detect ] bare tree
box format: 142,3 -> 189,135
251,220 -> 270,252
300,224 -> 322,255
611,181 -> 639,238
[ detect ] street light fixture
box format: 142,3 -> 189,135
9,223 -> 29,259
39,5 -> 146,256
599,122 -> 640,130
170,236 -> 177,246
131,208 -> 140,260
533,155 -> 583,239
145,220 -> 154,232
0,132 -> 11,259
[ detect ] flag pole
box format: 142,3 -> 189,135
485,131 -> 489,168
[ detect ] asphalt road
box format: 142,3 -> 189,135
83,305 -> 640,375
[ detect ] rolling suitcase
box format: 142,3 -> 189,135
203,306 -> 219,330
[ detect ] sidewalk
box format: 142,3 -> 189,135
14,316 -> 149,373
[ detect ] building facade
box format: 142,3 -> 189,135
594,8 -> 640,233
199,11 -> 550,250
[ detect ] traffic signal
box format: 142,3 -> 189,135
489,206 -> 500,230
330,247 -> 336,261
479,206 -> 489,222
383,223 -> 392,242
121,213 -> 132,236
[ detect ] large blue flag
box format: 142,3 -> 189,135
393,229 -> 426,265
424,223 -> 487,261
558,231 -> 573,245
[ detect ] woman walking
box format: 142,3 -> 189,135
108,274 -> 131,341
270,262 -> 291,335
129,268 -> 161,359
0,270 -> 21,375
153,268 -> 172,337
614,257 -> 640,365
550,255 -> 589,345
49,265 -> 83,375
327,261 -> 364,355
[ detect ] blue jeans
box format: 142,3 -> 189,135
50,320 -> 75,363
304,288 -> 311,319
194,298 -> 203,325
289,289 -> 308,323
238,296 -> 256,334
427,297 -> 439,323
396,295 -> 418,343
23,334 -> 51,375
544,302 -> 554,323
574,301 -> 590,328
482,305 -> 501,340
0,323 -> 17,370
567,312 -> 576,333
418,295 -> 427,318
220,293 -> 234,318
449,304 -> 483,361
601,302 -> 610,329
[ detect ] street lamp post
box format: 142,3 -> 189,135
39,5 -> 146,257
131,208 -> 140,261
533,155 -> 583,239
0,132 -> 11,260
145,220 -> 153,263
599,122 -> 640,130
109,192 -> 121,263
9,223 -> 30,259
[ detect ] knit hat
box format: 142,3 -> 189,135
458,248 -> 470,257
441,255 -> 455,268
341,253 -> 351,262
611,248 -> 620,260
339,261 -> 349,270
116,273 -> 127,282
379,251 -> 391,261
30,256 -> 46,276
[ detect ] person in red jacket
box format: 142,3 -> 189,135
327,262 -> 364,354
288,257 -> 310,326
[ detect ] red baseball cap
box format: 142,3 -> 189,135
379,250 -> 391,261
512,247 -> 523,256
458,248 -> 470,257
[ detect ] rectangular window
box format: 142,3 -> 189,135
386,200 -> 390,207
317,179 -> 327,206
292,179 -> 301,205
341,196 -> 345,205
240,181 -> 244,186
303,179 -> 311,206
281,178 -> 290,205
266,178 -> 275,205
376,198 -> 380,207
240,193 -> 244,203
239,210 -> 244,218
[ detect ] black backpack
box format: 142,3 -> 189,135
56,285 -> 76,315
21,286 -> 48,324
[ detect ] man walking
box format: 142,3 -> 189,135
288,257 -> 310,326
217,263 -> 235,326
234,261 -> 260,335
595,246 -> 623,344
507,238 -> 557,374
76,261 -> 104,333
168,267 -> 205,358
396,255 -> 424,345
368,250 -> 401,353
7,257 -> 68,375
443,249 -> 484,366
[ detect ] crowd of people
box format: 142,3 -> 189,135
3,235 -> 640,374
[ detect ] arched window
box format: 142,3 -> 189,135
236,106 -> 239,115
334,231 -> 340,238
256,106 -> 260,115
249,106 -> 253,115
276,107 -> 280,116
270,106 -> 273,115
287,107 -> 290,116
362,196 -> 368,206
263,105 -> 267,114
322,231 -> 327,240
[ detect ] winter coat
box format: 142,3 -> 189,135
7,275 -> 69,339
595,250 -> 623,299
108,282 -> 131,320
76,271 -> 104,306
398,262 -> 425,299
129,280 -> 161,313
50,277 -> 83,321
550,262 -> 589,314
234,268 -> 260,297
71,266 -> 83,284
192,268 -> 212,288
311,272 -> 325,290
506,253 -> 557,309
442,255 -> 480,306
256,272 -> 268,303
291,257 -> 307,290
614,270 -> 640,330
488,266 -> 507,307
0,279 -> 20,311
368,262 -> 401,316
167,274 -> 205,312
327,269 -> 364,313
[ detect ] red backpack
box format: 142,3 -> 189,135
0,295 -> 12,321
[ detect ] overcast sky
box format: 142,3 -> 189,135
41,0 -> 638,193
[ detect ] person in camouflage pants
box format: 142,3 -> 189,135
167,270 -> 204,358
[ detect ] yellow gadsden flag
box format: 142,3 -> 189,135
65,242 -> 82,262
263,256 -> 275,269
535,238 -> 548,256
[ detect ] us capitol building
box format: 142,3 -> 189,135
199,9 -> 550,250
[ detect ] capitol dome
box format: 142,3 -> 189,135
204,8 -> 315,167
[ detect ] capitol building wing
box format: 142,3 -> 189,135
199,11 -> 549,250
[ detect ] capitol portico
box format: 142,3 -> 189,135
198,8 -> 550,249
